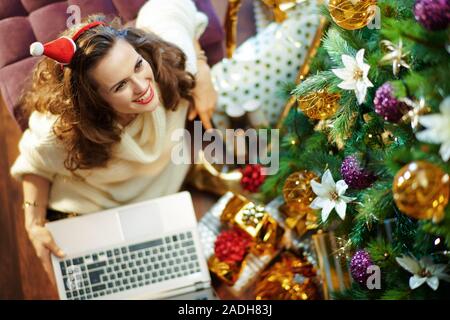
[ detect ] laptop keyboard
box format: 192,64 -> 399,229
59,231 -> 201,300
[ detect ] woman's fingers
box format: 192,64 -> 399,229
188,105 -> 198,121
208,107 -> 215,120
27,225 -> 63,287
199,110 -> 213,130
43,231 -> 65,258
42,234 -> 64,286
35,244 -> 56,286
40,250 -> 57,286
189,101 -> 215,130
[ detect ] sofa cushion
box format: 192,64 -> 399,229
0,57 -> 40,129
0,17 -> 35,68
21,0 -> 61,13
112,0 -> 146,22
0,0 -> 27,19
68,0 -> 118,19
28,2 -> 72,43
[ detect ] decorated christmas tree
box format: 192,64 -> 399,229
262,0 -> 450,299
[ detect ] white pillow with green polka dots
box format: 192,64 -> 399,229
211,0 -> 321,131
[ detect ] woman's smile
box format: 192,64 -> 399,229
134,83 -> 154,105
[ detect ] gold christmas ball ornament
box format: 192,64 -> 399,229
328,0 -> 377,30
282,171 -> 318,212
297,90 -> 341,120
393,161 -> 449,223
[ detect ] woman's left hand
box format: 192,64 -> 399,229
189,60 -> 217,130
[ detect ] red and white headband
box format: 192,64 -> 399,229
30,21 -> 106,65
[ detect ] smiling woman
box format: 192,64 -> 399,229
15,18 -> 196,174
8,0 -> 214,284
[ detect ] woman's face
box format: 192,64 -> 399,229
89,39 -> 160,120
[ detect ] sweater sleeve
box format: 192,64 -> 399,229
10,112 -> 66,183
135,0 -> 209,75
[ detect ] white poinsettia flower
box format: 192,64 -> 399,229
332,49 -> 374,105
396,254 -> 450,291
416,97 -> 450,162
309,169 -> 356,222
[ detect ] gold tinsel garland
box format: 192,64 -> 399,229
255,251 -> 320,300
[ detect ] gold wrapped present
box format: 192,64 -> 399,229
252,216 -> 285,255
199,192 -> 287,294
255,250 -> 321,300
220,194 -> 284,252
221,194 -> 267,238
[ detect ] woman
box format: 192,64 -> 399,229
10,0 -> 217,284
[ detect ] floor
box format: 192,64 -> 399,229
0,0 -> 256,300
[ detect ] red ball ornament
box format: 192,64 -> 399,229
240,164 -> 266,192
214,228 -> 253,264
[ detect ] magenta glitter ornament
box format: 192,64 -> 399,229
374,83 -> 407,123
341,155 -> 376,189
350,250 -> 373,285
414,0 -> 450,31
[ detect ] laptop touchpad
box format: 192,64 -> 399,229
118,203 -> 162,241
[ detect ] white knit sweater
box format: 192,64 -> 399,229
10,0 -> 208,214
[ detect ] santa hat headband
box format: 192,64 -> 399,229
30,21 -> 106,65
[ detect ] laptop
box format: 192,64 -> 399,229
47,191 -> 216,300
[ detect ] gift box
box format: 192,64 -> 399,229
198,192 -> 285,296
266,197 -> 353,299
264,196 -> 319,268
199,193 -> 352,299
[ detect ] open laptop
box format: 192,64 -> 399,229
47,191 -> 216,300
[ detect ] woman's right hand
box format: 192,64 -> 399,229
26,224 -> 65,286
